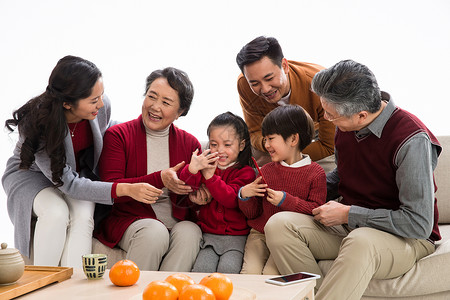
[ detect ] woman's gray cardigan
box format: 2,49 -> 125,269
2,96 -> 115,257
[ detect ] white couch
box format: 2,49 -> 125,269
92,136 -> 450,298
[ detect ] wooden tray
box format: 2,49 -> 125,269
0,266 -> 73,299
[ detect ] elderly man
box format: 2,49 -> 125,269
236,36 -> 335,170
264,59 -> 441,300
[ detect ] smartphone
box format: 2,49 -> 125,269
265,272 -> 320,286
251,157 -> 267,184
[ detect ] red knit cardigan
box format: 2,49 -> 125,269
94,115 -> 201,248
179,165 -> 256,235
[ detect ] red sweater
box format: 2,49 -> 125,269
239,161 -> 326,233
180,165 -> 255,235
69,120 -> 93,172
94,116 -> 201,248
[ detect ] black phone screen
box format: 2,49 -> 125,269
271,272 -> 316,283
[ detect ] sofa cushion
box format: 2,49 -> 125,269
435,136 -> 450,224
92,238 -> 126,269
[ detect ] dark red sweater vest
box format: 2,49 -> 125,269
336,107 -> 441,241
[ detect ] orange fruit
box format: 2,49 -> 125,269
179,284 -> 216,300
143,280 -> 179,300
108,259 -> 140,286
165,273 -> 196,293
199,273 -> 233,300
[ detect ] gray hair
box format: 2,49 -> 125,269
311,60 -> 381,117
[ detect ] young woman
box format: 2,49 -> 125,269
2,55 -> 159,268
238,104 -> 327,274
179,112 -> 255,273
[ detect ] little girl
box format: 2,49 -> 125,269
238,104 -> 327,274
179,112 -> 255,273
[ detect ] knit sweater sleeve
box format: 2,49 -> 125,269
238,196 -> 263,219
205,166 -> 256,209
99,124 -> 164,204
259,162 -> 326,215
179,164 -> 202,190
279,165 -> 327,214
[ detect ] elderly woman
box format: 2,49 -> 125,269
94,67 -> 203,271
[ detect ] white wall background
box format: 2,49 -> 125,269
1,0 -> 449,250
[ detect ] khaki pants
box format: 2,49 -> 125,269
240,229 -> 279,275
118,219 -> 202,271
264,212 -> 435,300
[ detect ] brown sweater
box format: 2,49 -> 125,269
237,60 -> 335,161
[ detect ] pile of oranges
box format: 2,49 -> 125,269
143,272 -> 233,300
108,260 -> 233,300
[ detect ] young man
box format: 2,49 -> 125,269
236,36 -> 335,169
264,59 -> 441,300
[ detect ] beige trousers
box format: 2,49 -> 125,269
118,219 -> 202,271
264,212 -> 435,300
240,229 -> 279,275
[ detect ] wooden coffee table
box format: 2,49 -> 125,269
14,268 -> 315,299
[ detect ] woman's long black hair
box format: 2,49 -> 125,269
5,55 -> 102,187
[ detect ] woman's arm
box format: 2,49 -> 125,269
98,127 -> 164,203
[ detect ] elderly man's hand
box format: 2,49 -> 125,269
161,161 -> 193,195
312,201 -> 350,226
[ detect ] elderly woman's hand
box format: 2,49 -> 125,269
188,183 -> 212,205
161,161 -> 193,195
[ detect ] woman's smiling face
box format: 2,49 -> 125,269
142,77 -> 183,131
63,78 -> 104,123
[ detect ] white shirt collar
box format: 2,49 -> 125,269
277,89 -> 291,106
218,161 -> 237,170
280,154 -> 311,168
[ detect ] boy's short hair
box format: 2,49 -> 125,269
262,105 -> 315,151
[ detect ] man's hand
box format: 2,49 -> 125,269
161,161 -> 193,195
312,201 -> 350,226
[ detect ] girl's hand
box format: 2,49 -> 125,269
265,188 -> 284,206
240,176 -> 267,199
116,182 -> 163,204
161,161 -> 193,195
188,149 -> 219,174
201,159 -> 218,180
189,183 -> 212,205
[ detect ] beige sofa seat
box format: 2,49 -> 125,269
318,135 -> 450,299
93,136 -> 450,298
